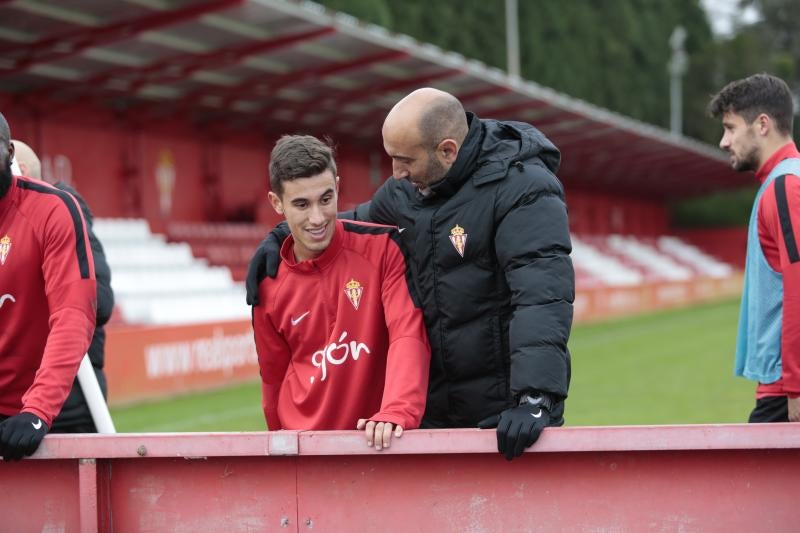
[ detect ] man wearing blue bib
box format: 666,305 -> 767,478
709,73 -> 800,423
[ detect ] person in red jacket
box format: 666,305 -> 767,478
252,134 -> 430,450
709,73 -> 800,422
0,113 -> 97,460
12,138 -> 114,433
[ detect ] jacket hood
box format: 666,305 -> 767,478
430,112 -> 561,197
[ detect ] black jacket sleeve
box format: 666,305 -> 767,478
89,230 -> 114,327
55,183 -> 114,326
494,168 -> 574,401
338,179 -> 398,225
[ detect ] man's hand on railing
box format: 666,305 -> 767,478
357,418 -> 403,451
478,394 -> 554,460
0,412 -> 49,461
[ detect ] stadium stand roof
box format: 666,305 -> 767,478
0,0 -> 751,198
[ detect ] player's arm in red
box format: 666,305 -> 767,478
768,174 -> 800,418
21,192 -> 96,426
369,232 -> 431,430
253,284 -> 291,431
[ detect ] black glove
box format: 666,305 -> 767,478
245,223 -> 290,306
478,402 -> 551,460
0,412 -> 50,461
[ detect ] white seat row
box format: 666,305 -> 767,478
93,218 -> 154,244
116,290 -> 250,325
103,243 -> 197,269
571,233 -> 738,287
571,236 -> 644,286
606,235 -> 693,281
95,218 -> 249,326
657,237 -> 733,279
111,267 -> 236,297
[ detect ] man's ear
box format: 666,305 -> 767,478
756,113 -> 771,136
437,138 -> 459,165
335,175 -> 340,194
268,191 -> 284,215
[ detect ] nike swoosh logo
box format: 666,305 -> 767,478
31,419 -> 42,430
530,409 -> 543,419
0,294 -> 15,309
291,311 -> 310,326
398,227 -> 406,233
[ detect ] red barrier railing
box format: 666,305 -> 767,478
1,424 -> 798,532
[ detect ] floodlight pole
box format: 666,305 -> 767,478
505,0 -> 520,78
668,26 -> 688,136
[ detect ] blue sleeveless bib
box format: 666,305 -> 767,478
734,158 -> 800,382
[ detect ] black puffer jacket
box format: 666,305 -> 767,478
50,183 -> 114,433
351,113 -> 574,427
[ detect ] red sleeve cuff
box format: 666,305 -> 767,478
368,412 -> 414,429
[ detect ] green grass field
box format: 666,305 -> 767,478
110,297 -> 755,432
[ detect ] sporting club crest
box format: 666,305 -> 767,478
449,224 -> 467,257
0,235 -> 11,265
344,279 -> 363,310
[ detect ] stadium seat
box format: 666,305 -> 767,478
165,222 -> 268,282
657,236 -> 733,279
571,236 -> 644,286
606,235 -> 693,281
94,218 -> 250,326
571,233 -> 738,288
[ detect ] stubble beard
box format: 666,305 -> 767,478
420,151 -> 448,191
733,143 -> 760,173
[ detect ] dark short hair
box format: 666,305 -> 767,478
708,73 -> 795,135
269,135 -> 337,195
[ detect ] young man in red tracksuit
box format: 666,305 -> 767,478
709,74 -> 800,422
251,135 -> 430,450
0,113 -> 97,460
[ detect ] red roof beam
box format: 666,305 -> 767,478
475,99 -> 551,119
1,0 -> 245,77
333,68 -> 462,107
624,149 -> 720,174
131,26 -> 336,91
574,131 -> 660,163
307,69 -> 463,131
572,139 -> 671,182
245,49 -> 407,98
456,85 -> 513,104
212,49 -> 408,107
160,50 -> 406,120
600,148 -> 700,183
532,110 -> 591,128
548,125 -> 621,148
75,26 -> 335,93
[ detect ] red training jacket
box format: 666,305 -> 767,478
253,219 -> 430,430
753,142 -> 800,399
0,175 -> 96,425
